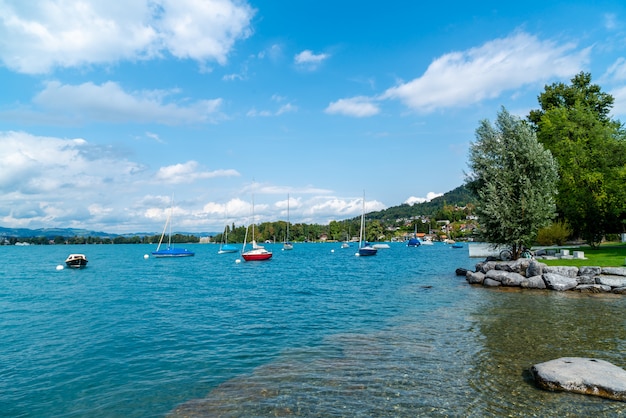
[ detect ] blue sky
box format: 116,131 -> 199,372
1,0 -> 626,234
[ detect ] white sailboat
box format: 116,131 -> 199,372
241,195 -> 272,261
355,191 -> 377,257
283,193 -> 293,250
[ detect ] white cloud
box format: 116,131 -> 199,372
604,58 -> 626,81
0,0 -> 255,74
25,80 -> 223,124
325,96 -> 380,117
382,31 -> 590,112
405,192 -> 443,206
610,85 -> 626,117
294,49 -> 329,64
294,49 -> 329,70
155,161 -> 240,184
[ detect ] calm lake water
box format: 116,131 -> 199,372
2,242 -> 626,417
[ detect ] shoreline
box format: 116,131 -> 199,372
464,258 -> 626,293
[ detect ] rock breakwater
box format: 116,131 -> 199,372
466,259 -> 626,293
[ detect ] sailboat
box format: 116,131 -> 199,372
241,195 -> 272,261
355,192 -> 377,257
218,224 -> 239,254
407,223 -> 421,247
283,194 -> 293,250
152,198 -> 195,258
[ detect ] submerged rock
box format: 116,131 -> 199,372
531,357 -> 626,401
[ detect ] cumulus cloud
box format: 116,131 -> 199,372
21,80 -> 222,125
294,49 -> 329,70
0,131 -> 249,232
405,192 -> 443,206
0,0 -> 255,74
155,161 -> 239,184
325,96 -> 380,117
381,32 -> 589,112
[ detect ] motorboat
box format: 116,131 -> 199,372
65,254 -> 88,268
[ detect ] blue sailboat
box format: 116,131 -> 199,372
152,199 -> 194,258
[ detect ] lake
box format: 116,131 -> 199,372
2,242 -> 626,417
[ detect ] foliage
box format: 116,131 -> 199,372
528,72 -> 626,248
536,220 -> 571,246
467,107 -> 559,259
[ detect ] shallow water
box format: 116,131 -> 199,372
1,242 -> 625,417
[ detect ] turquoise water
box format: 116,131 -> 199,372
2,242 -> 626,417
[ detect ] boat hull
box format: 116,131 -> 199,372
357,247 -> 378,256
65,254 -> 88,268
218,245 -> 239,254
152,247 -> 195,257
242,252 -> 273,261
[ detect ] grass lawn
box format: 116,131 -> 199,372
539,242 -> 626,267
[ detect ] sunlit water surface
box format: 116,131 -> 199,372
2,243 -> 626,417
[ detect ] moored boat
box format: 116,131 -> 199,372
356,192 -> 377,257
65,254 -> 88,268
241,195 -> 273,261
152,198 -> 195,258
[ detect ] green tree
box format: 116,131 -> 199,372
529,72 -> 626,247
467,107 -> 559,259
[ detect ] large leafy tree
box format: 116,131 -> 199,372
528,72 -> 626,247
467,107 -> 559,259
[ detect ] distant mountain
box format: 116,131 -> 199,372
367,184 -> 476,221
0,226 -> 220,239
0,227 -> 117,239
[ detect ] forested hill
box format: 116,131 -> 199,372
367,184 -> 476,221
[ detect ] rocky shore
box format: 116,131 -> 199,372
464,258 -> 626,293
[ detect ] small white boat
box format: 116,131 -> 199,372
65,254 -> 88,268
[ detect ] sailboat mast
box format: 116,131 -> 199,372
359,192 -> 365,247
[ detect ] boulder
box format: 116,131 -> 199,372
496,259 -> 531,274
574,284 -> 611,293
520,275 -> 547,289
544,265 -> 579,278
602,267 -> 626,277
526,260 -> 545,277
482,278 -> 501,287
576,275 -> 596,285
485,269 -> 510,282
596,275 -> 626,288
477,261 -> 499,273
531,357 -> 626,401
466,271 -> 485,285
500,272 -> 526,287
579,266 -> 602,277
543,273 -> 578,291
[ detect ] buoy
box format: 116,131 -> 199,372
56,265 -> 64,270
143,254 -> 149,259
331,249 -> 334,253
235,259 -> 241,264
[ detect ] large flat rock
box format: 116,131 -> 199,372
531,357 -> 626,401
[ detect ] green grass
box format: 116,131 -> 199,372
539,242 -> 626,267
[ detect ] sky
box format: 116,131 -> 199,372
1,0 -> 626,234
